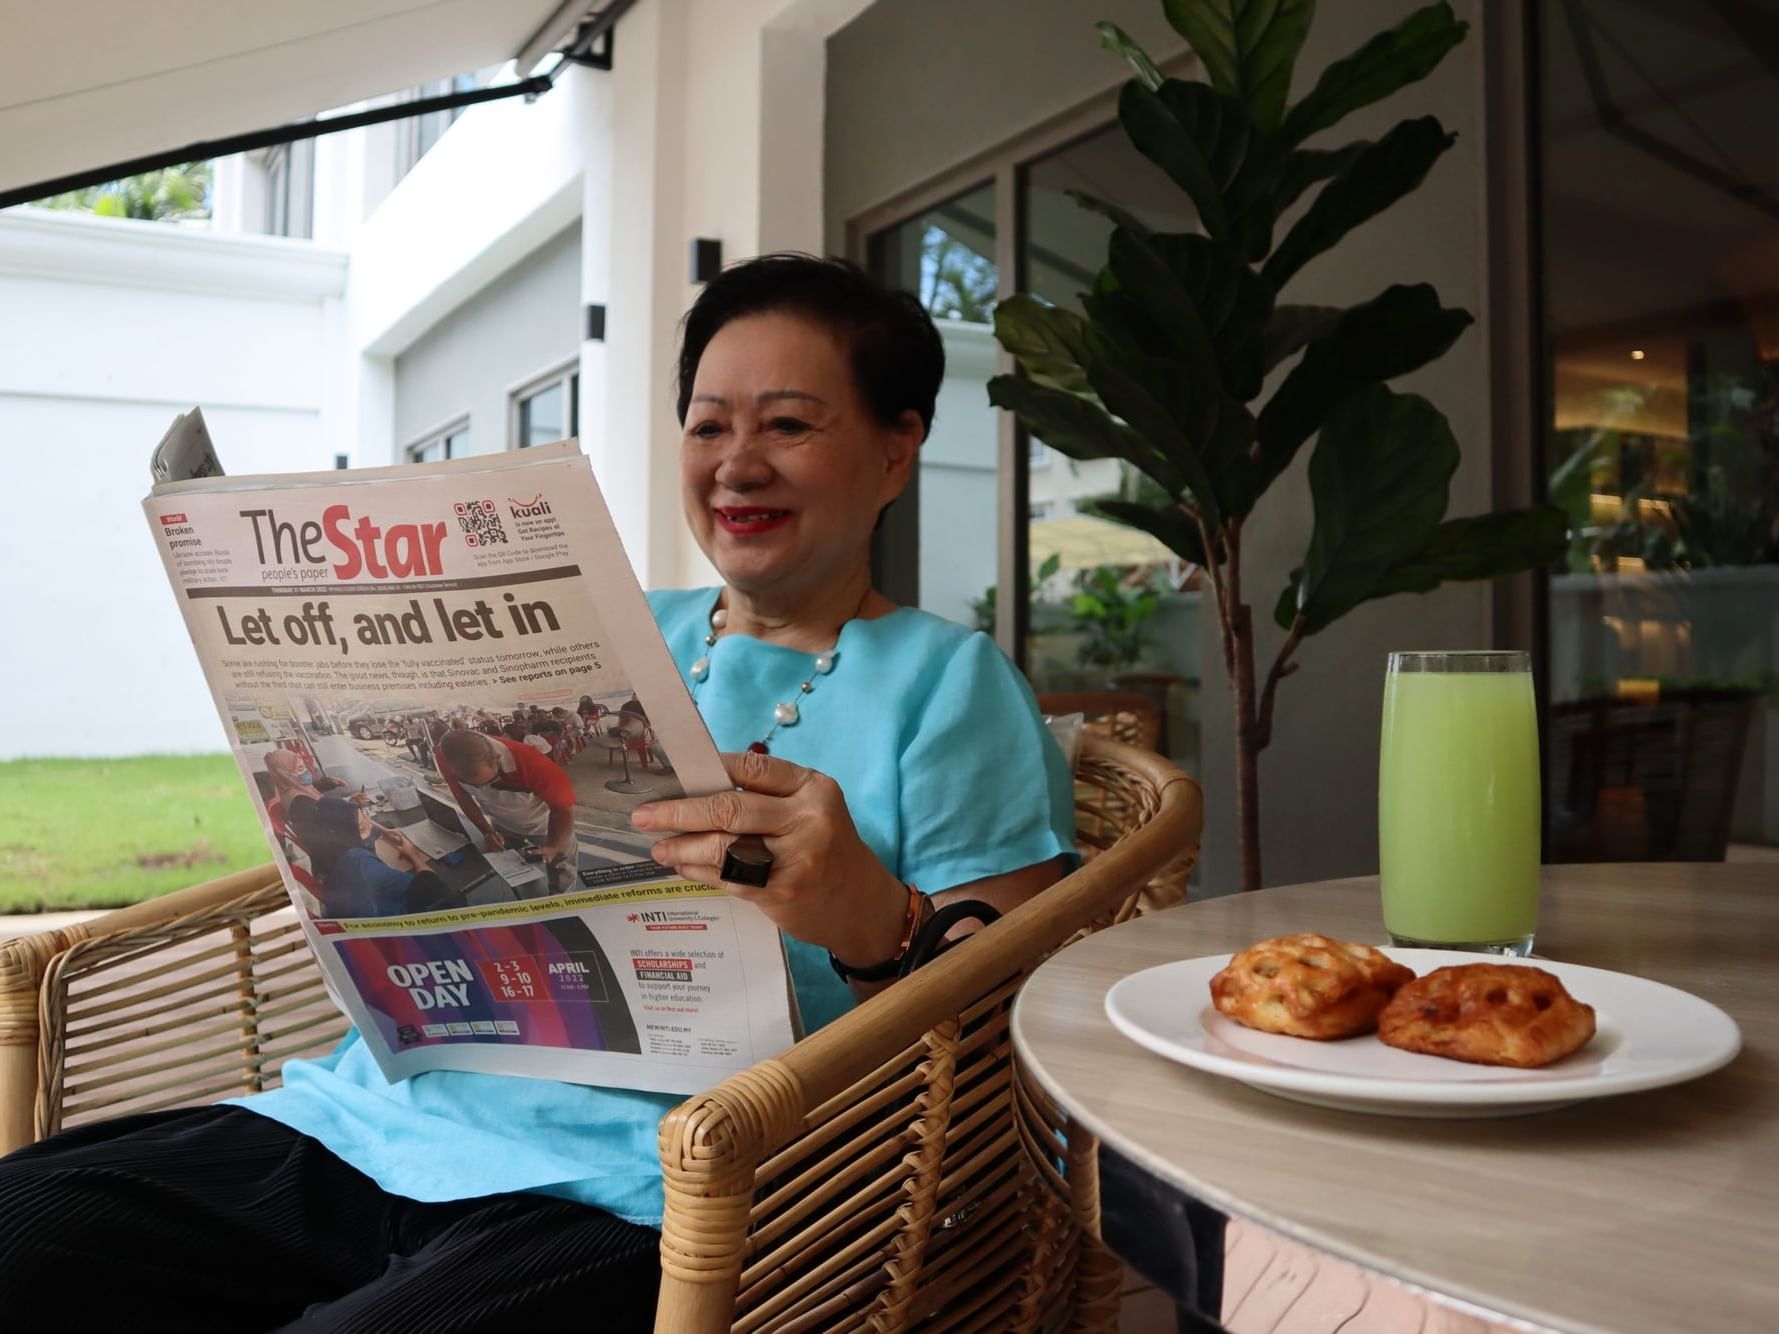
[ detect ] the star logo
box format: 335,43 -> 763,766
627,913 -> 639,923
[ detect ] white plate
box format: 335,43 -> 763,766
1104,950 -> 1742,1117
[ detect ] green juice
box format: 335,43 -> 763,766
1378,668 -> 1540,947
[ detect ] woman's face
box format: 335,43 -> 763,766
680,312 -> 921,601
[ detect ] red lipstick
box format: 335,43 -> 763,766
715,507 -> 793,535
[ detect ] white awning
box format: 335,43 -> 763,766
1030,514 -> 1178,572
0,0 -> 592,197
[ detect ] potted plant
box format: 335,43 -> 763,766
990,1 -> 1567,891
971,551 -> 1062,636
1068,564 -> 1162,672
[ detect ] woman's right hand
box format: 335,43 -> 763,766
482,829 -> 507,852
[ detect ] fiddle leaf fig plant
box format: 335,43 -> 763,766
989,1 -> 1567,893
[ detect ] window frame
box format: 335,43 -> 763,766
395,74 -> 477,179
261,137 -> 314,239
507,358 -> 580,451
403,415 -> 470,465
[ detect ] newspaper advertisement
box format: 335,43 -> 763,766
143,432 -> 797,1095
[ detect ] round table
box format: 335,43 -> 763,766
1012,864 -> 1778,1333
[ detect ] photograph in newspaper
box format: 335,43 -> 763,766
229,676 -> 680,922
146,441 -> 797,1094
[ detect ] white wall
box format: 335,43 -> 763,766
392,222 -> 581,455
344,65 -> 608,475
605,0 -> 875,592
0,209 -> 348,757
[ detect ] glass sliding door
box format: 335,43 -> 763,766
863,119 -> 1214,775
1539,0 -> 1779,860
870,184 -> 1001,632
1020,126 -> 1201,771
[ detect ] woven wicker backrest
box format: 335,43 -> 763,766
658,736 -> 1202,1332
35,876 -> 346,1138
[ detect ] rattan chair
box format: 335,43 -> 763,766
1548,689 -> 1759,862
0,735 -> 1201,1331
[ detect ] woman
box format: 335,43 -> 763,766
305,795 -> 440,919
0,256 -> 1073,1330
263,745 -> 329,836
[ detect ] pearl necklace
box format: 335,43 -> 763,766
688,596 -> 852,755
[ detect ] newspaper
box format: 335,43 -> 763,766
144,416 -> 797,1095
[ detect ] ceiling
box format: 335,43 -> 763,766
0,0 -> 590,198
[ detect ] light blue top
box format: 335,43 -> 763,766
235,588 -> 1075,1226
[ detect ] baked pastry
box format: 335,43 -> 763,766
1377,963 -> 1596,1068
1210,934 -> 1416,1039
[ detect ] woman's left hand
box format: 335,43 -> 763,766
631,751 -> 908,965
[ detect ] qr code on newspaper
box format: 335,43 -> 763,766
453,499 -> 508,547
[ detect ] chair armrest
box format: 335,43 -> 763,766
0,928 -> 71,1153
655,741 -> 1201,1330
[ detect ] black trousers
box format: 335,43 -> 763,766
0,1106 -> 660,1332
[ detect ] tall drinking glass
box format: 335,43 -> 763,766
1378,651 -> 1540,956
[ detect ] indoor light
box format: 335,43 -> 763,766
1630,349 -> 1646,360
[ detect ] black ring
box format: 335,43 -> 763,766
720,834 -> 773,888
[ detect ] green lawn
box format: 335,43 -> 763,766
0,755 -> 271,913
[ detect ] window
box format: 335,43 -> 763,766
406,419 -> 468,464
397,74 -> 478,178
510,362 -> 579,450
870,184 -> 999,628
263,139 -> 314,239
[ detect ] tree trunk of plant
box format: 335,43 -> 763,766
1229,603 -> 1262,894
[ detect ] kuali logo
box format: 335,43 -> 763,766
508,493 -> 552,519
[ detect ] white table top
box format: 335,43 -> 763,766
1012,863 -> 1778,1334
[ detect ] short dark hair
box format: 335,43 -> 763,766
676,253 -> 945,441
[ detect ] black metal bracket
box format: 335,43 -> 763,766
557,19 -> 617,71
690,238 -> 723,284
